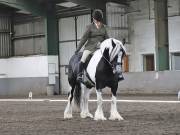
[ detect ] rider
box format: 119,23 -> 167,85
75,9 -> 109,82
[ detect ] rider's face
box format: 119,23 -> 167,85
93,18 -> 102,26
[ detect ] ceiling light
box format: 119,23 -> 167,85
16,10 -> 31,14
56,2 -> 78,8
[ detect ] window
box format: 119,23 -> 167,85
13,18 -> 46,56
171,53 -> 180,70
143,54 -> 154,71
106,3 -> 129,43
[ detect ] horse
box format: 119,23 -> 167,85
64,38 -> 126,120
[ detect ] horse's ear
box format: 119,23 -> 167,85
112,39 -> 116,48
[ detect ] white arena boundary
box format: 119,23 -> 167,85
0,99 -> 179,103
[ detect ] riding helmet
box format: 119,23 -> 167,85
92,9 -> 103,22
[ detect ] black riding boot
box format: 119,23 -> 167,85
77,62 -> 84,82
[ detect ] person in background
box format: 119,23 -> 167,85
75,9 -> 109,82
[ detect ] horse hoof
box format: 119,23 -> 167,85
80,113 -> 87,118
81,112 -> 93,119
64,114 -> 73,119
109,116 -> 124,121
102,117 -> 107,121
87,113 -> 94,118
94,116 -> 107,121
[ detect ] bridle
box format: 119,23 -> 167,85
101,51 -> 114,67
100,50 -> 120,71
100,47 -> 125,74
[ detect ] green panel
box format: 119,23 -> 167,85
0,0 -> 45,16
45,7 -> 59,55
157,47 -> 169,71
154,0 -> 169,71
0,0 -> 59,55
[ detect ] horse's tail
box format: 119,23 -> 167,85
68,53 -> 82,108
74,82 -> 81,108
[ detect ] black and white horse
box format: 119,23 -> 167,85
64,38 -> 126,120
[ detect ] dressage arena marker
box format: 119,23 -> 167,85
155,72 -> 159,79
0,99 -> 179,103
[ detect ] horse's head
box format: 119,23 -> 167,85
100,38 -> 126,63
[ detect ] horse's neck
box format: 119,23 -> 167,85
86,50 -> 103,82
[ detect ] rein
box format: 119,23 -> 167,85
100,50 -> 114,68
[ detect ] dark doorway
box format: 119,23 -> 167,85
143,54 -> 154,71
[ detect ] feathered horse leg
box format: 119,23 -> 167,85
80,84 -> 93,118
64,85 -> 75,119
94,90 -> 106,120
109,86 -> 124,121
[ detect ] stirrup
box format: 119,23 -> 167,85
118,74 -> 124,81
77,73 -> 83,82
